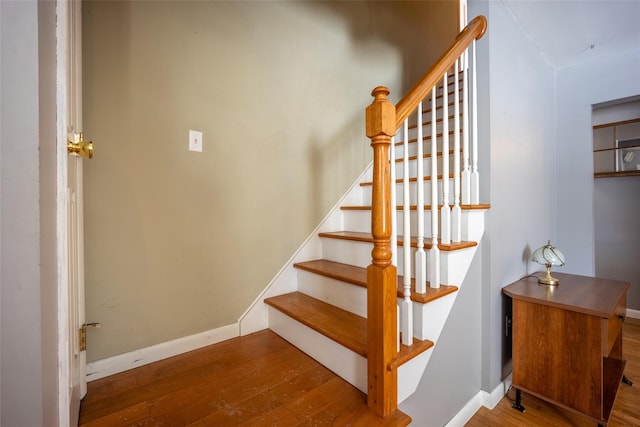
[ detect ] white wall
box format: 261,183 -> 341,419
0,1 -> 59,425
469,0 -> 557,394
471,0 -> 640,399
592,100 -> 640,310
555,47 -> 640,276
594,176 -> 640,310
399,251 -> 483,425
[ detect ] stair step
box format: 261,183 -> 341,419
341,203 -> 491,211
294,259 -> 458,304
266,291 -> 367,356
318,231 -> 477,251
265,292 -> 434,369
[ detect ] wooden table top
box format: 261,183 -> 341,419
502,272 -> 629,319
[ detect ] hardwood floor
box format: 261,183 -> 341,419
79,330 -> 410,427
466,318 -> 640,427
80,318 -> 639,426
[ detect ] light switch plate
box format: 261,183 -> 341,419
189,130 -> 203,152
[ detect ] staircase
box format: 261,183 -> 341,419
240,16 -> 488,424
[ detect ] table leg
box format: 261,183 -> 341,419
512,388 -> 525,413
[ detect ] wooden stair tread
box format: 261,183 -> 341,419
318,231 -> 478,251
266,292 -> 368,357
265,292 -> 434,368
341,203 -> 491,211
294,259 -> 458,304
391,338 -> 434,371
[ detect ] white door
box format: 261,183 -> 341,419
58,0 -> 89,425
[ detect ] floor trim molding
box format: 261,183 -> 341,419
445,375 -> 511,426
86,323 -> 239,382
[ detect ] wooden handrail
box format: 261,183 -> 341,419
395,15 -> 487,128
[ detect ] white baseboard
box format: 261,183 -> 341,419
483,374 -> 512,409
445,376 -> 511,427
627,308 -> 640,319
445,392 -> 484,427
86,323 -> 239,382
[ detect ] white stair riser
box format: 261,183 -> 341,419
463,210 -> 486,242
441,246 -> 478,286
268,296 -> 453,403
361,180 -> 454,206
321,238 -> 372,270
413,292 -> 457,342
297,268 -> 459,333
267,307 -> 367,393
296,270 -> 367,318
343,208 -> 471,237
321,237 -> 472,283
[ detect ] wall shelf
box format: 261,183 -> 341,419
593,119 -> 640,177
594,170 -> 640,178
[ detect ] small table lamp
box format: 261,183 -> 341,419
532,240 -> 566,286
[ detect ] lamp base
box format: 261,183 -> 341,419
538,265 -> 559,286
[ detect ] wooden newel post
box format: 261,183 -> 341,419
365,86 -> 398,417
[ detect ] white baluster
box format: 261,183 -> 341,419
430,87 -> 440,289
461,49 -> 471,205
415,102 -> 427,294
471,40 -> 480,204
441,73 -> 451,245
452,59 -> 462,243
401,118 -> 413,346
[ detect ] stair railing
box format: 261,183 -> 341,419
365,15 -> 487,418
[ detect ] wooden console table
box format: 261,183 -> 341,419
503,272 -> 629,426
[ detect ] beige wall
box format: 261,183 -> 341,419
83,0 -> 458,361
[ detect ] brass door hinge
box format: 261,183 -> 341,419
79,325 -> 87,352
79,322 -> 101,352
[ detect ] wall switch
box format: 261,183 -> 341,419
189,130 -> 203,152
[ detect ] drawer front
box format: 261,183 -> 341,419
604,294 -> 626,357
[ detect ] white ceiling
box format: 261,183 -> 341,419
501,0 -> 640,69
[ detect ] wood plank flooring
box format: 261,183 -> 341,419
79,329 -> 410,427
466,317 -> 640,427
80,318 -> 640,426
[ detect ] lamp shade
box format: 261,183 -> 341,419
532,241 -> 565,267
532,241 -> 565,286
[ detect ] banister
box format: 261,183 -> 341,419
365,16 -> 486,419
395,15 -> 487,128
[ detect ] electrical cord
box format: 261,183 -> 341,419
504,385 -> 516,402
